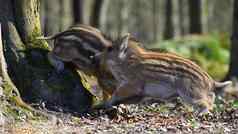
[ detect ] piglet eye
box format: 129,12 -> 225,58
89,55 -> 94,59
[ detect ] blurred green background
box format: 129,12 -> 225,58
149,34 -> 230,80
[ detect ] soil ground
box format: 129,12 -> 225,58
1,101 -> 238,134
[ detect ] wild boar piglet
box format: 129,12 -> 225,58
97,34 -> 232,114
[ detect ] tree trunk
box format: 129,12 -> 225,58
59,0 -> 73,31
100,0 -> 110,32
226,0 -> 238,80
207,0 -> 233,34
178,0 -> 186,36
152,0 -> 158,42
73,0 -> 83,24
43,0 -> 61,36
163,0 -> 174,40
90,0 -> 104,28
0,0 -> 93,118
42,0 -> 73,35
116,0 -> 128,37
188,0 -> 202,34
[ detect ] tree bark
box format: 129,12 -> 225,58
73,0 -> 83,24
99,0 -> 110,32
226,0 -> 238,80
152,0 -> 158,42
163,0 -> 174,40
188,0 -> 202,34
178,0 -> 186,36
43,0 -> 61,36
14,0 -> 44,45
59,0 -> 73,31
90,0 -> 104,28
0,0 -> 93,117
0,24 -> 56,120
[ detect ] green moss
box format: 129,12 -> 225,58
2,82 -> 13,96
2,83 -> 37,120
77,71 -> 94,92
1,27 -> 94,119
16,42 -> 26,51
2,99 -> 46,121
5,35 -> 94,111
25,27 -> 49,50
4,105 -> 21,119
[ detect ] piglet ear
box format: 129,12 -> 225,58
118,33 -> 130,60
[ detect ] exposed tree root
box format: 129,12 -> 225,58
0,23 -> 56,121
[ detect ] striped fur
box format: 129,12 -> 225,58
37,24 -> 112,48
38,25 -> 231,113
38,25 -> 113,71
99,34 -> 232,113
43,26 -> 149,101
38,25 -> 116,100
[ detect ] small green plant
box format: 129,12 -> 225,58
188,118 -> 199,129
231,100 -> 238,108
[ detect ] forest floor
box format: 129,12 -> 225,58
1,100 -> 238,134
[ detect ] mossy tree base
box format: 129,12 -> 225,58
0,0 -> 94,121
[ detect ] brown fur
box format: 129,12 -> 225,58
41,25 -> 116,101
39,25 -> 231,113
98,34 -> 231,113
